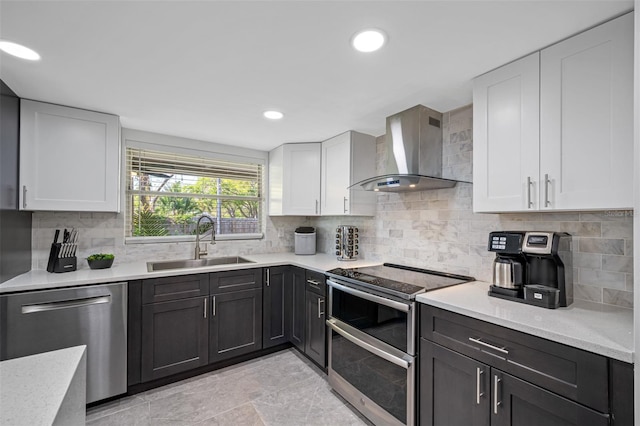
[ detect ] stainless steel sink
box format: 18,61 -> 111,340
147,256 -> 254,272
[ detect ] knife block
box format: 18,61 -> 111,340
46,243 -> 77,273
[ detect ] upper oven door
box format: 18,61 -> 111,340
327,278 -> 415,355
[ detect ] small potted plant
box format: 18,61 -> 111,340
87,253 -> 115,270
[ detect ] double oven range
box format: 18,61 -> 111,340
325,263 -> 474,426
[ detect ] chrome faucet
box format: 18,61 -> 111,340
194,215 -> 216,260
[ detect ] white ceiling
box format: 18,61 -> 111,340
0,1 -> 633,151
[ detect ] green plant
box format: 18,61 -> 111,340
87,253 -> 115,261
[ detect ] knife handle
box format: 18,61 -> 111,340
53,229 -> 60,244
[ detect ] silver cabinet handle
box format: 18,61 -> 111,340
315,199 -> 319,214
526,177 -> 533,208
318,298 -> 324,318
22,185 -> 27,209
307,279 -> 321,287
204,297 -> 207,319
476,368 -> 485,404
544,174 -> 551,207
468,337 -> 509,355
343,196 -> 348,214
266,268 -> 270,287
493,374 -> 502,414
212,296 -> 216,316
22,295 -> 110,314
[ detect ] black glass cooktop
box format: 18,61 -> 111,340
326,263 -> 474,300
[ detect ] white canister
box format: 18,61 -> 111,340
295,227 -> 316,255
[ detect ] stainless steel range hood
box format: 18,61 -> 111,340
352,105 -> 471,192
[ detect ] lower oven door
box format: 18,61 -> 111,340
327,318 -> 415,426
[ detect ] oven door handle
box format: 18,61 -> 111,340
327,318 -> 412,369
326,279 -> 410,313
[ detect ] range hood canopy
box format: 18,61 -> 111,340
352,104 -> 472,192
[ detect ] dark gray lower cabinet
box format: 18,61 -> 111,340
210,288 -> 263,363
288,267 -> 306,351
420,340 -> 609,426
305,287 -> 326,367
141,296 -> 208,382
420,305 -> 630,426
263,266 -> 288,348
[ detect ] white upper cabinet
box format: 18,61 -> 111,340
20,100 -> 121,212
473,12 -> 633,212
540,13 -> 634,210
321,131 -> 376,216
473,53 -> 540,212
268,143 -> 321,216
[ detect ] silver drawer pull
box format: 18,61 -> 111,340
469,337 -> 509,355
307,279 -> 321,286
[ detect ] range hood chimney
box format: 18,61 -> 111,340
353,104 -> 471,192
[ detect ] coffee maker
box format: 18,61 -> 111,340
488,231 -> 573,309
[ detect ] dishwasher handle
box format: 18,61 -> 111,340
21,295 -> 111,314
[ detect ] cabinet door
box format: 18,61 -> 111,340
305,290 -> 326,367
420,340 -> 490,426
288,266 -> 306,351
210,288 -> 262,363
540,13 -> 633,210
141,297 -> 208,382
492,370 -> 610,426
19,100 -> 120,212
283,143 -> 321,215
321,131 -> 376,216
263,266 -> 288,348
473,53 -> 540,212
321,132 -> 351,215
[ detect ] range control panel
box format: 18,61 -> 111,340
488,232 -> 525,253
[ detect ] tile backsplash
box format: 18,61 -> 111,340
30,104 -> 634,308
31,212 -> 309,270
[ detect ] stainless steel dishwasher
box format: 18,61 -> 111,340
0,282 -> 127,403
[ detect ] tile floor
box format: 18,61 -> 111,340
86,349 -> 372,425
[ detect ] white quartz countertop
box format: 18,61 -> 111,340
417,281 -> 634,363
0,253 -> 381,294
0,346 -> 86,425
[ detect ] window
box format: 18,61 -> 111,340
126,147 -> 263,241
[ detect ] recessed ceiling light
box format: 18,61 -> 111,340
351,29 -> 386,53
0,40 -> 40,61
263,110 -> 284,120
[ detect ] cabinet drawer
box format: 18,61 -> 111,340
210,268 -> 263,294
305,270 -> 326,295
420,305 -> 609,412
142,274 -> 208,304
